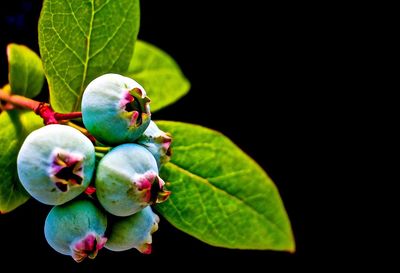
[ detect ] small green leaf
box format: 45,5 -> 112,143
126,41 -> 190,112
155,121 -> 295,251
39,0 -> 140,112
0,111 -> 43,213
7,44 -> 45,98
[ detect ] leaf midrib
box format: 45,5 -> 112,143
74,0 -> 95,111
167,162 -> 291,240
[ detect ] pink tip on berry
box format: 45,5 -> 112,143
139,243 -> 152,254
50,149 -> 84,192
162,137 -> 172,152
133,172 -> 171,204
130,111 -> 140,126
136,171 -> 156,191
96,236 -> 108,250
137,179 -> 152,191
120,92 -> 134,109
144,171 -> 157,182
71,232 -> 107,262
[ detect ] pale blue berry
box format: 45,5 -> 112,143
137,121 -> 172,168
81,73 -> 151,145
17,125 -> 95,205
106,206 -> 159,254
95,143 -> 170,217
44,199 -> 107,262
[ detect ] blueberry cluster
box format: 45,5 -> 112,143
17,74 -> 171,262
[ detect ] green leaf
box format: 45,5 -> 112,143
38,0 -> 140,113
0,111 -> 43,213
155,121 -> 295,251
126,41 -> 190,112
7,44 -> 45,98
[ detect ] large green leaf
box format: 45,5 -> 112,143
7,44 -> 45,98
0,111 -> 43,213
39,0 -> 140,112
126,40 -> 190,112
155,121 -> 295,251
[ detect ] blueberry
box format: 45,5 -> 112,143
17,124 -> 95,205
137,121 -> 172,168
81,73 -> 151,145
44,199 -> 107,262
95,143 -> 170,217
106,206 -> 159,253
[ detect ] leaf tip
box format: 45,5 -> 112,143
283,231 -> 296,253
6,44 -> 11,58
287,242 -> 296,254
6,43 -> 21,60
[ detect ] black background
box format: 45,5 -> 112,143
0,1 -> 319,271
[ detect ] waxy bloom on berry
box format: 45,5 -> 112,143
17,125 -> 95,205
81,73 -> 151,145
95,144 -> 170,217
44,200 -> 107,262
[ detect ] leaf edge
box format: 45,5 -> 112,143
154,120 -> 296,252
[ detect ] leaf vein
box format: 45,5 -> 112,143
75,0 -> 95,111
49,19 -> 85,64
66,0 -> 87,36
192,179 -> 231,242
46,58 -> 79,97
168,162 -> 290,239
166,192 -> 196,229
94,0 -> 112,13
88,13 -> 128,59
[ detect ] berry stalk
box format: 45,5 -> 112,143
66,121 -> 97,144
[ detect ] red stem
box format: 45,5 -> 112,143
0,89 -> 40,111
1,88 -> 96,144
0,88 -> 82,124
54,112 -> 82,120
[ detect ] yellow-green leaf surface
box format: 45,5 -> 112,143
7,44 -> 45,98
0,111 -> 43,213
126,41 -> 190,112
155,121 -> 295,251
39,0 -> 140,112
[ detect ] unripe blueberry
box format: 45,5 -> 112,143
44,199 -> 107,262
17,124 -> 95,205
106,206 -> 159,253
81,73 -> 151,144
137,121 -> 172,168
95,143 -> 170,217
